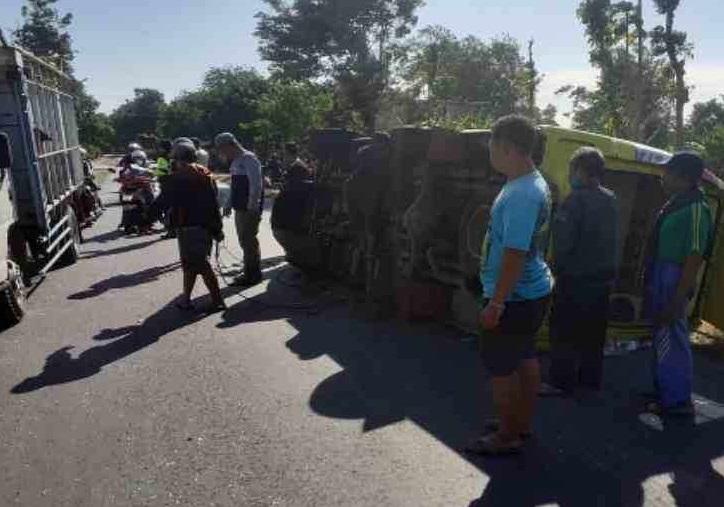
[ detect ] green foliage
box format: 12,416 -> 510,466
240,81 -> 333,145
160,67 -> 266,141
256,0 -> 424,132
561,0 -> 674,146
419,114 -> 491,131
651,0 -> 691,147
72,81 -> 115,152
687,97 -> 724,173
110,88 -> 165,144
397,26 -> 556,127
689,97 -> 724,140
13,0 -> 74,73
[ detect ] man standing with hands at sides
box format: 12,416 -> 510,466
215,133 -> 264,288
466,115 -> 553,456
540,147 -> 620,398
643,152 -> 713,416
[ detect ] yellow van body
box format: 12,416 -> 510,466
538,126 -> 724,339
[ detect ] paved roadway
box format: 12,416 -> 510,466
1,188 -> 723,507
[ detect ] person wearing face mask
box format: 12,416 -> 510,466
540,147 -> 620,398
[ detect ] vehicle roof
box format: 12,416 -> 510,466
540,125 -> 672,165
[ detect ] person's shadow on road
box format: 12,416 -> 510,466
67,262 -> 181,300
10,300 -> 209,394
279,279 -> 724,507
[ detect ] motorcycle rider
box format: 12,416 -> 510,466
119,142 -> 143,169
154,140 -> 173,178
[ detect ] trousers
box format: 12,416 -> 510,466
549,278 -> 611,391
234,210 -> 261,278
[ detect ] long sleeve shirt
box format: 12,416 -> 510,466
552,185 -> 620,283
227,150 -> 263,212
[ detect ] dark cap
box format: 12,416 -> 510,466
661,152 -> 705,180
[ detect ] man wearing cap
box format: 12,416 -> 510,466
643,152 -> 714,416
215,133 -> 264,287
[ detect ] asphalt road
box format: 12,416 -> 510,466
1,188 -> 723,507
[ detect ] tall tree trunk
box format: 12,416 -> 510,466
635,0 -> 645,141
527,40 -> 536,117
664,9 -> 687,147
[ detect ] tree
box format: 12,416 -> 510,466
398,27 -> 554,126
13,0 -> 74,73
687,97 -> 724,173
651,0 -> 692,148
689,97 -> 724,140
110,89 -> 165,144
72,81 -> 115,153
565,0 -> 672,145
13,0 -> 114,153
256,0 -> 424,132
160,67 -> 267,141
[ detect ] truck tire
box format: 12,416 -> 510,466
0,262 -> 25,327
58,207 -> 81,267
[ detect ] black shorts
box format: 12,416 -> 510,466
177,226 -> 212,270
479,296 -> 551,377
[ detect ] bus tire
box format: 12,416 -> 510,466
0,262 -> 25,327
58,207 -> 81,267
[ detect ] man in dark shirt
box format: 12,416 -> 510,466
542,147 -> 620,397
158,142 -> 225,311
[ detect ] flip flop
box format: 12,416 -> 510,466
464,434 -> 524,457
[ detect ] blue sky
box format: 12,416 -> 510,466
1,0 -> 722,123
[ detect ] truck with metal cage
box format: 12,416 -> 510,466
0,45 -> 92,326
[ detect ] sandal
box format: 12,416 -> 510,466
484,419 -> 534,440
642,400 -> 695,417
464,433 -> 523,456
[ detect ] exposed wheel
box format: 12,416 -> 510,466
0,262 -> 26,327
58,207 -> 81,267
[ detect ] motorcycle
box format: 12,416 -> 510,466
115,165 -> 157,235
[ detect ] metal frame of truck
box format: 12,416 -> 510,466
0,45 -> 87,326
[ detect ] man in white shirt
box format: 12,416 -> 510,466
215,132 -> 264,287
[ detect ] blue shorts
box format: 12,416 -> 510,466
479,296 -> 550,377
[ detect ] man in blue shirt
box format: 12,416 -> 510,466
467,115 -> 553,456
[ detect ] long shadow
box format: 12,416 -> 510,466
81,237 -> 163,260
85,229 -> 125,244
10,300 -> 211,394
218,263 -> 724,506
68,262 -> 181,300
217,264 -> 346,330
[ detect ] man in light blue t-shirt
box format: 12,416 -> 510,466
466,115 -> 553,457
